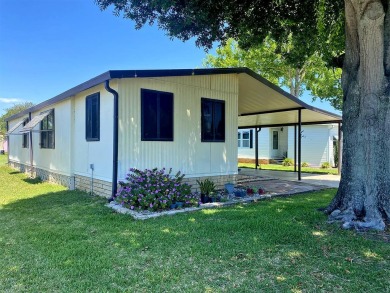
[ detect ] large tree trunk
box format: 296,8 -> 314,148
326,0 -> 390,230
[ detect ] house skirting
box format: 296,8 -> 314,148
7,161 -> 237,198
184,174 -> 237,191
8,160 -> 75,190
74,174 -> 112,198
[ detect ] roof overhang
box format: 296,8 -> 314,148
6,68 -> 341,126
236,72 -> 341,128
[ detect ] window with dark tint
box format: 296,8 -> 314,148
40,110 -> 55,149
86,93 -> 100,141
141,89 -> 174,141
272,131 -> 279,150
22,118 -> 29,148
201,98 -> 225,142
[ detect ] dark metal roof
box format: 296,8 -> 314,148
6,68 -> 342,122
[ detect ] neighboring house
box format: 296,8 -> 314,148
6,68 -> 341,198
0,134 -> 7,153
238,124 -> 339,167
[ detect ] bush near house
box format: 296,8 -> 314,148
321,162 -> 331,169
115,167 -> 199,211
282,158 -> 294,166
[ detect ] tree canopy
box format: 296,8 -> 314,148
96,0 -> 345,68
203,38 -> 343,110
0,102 -> 34,134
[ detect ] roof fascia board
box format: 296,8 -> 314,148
6,71 -> 112,122
6,67 -> 341,122
239,107 -> 305,117
238,120 -> 342,129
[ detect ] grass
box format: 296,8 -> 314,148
1,154 -> 389,292
239,162 -> 339,175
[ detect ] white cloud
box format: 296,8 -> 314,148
0,98 -> 23,104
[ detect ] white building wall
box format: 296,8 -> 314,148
31,100 -> 73,175
117,75 -> 238,180
287,124 -> 338,166
72,83 -> 115,182
8,115 -> 30,165
8,100 -> 73,176
237,129 -> 269,159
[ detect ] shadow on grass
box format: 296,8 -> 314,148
9,171 -> 21,175
22,177 -> 43,184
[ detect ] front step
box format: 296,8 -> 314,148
271,158 -> 284,164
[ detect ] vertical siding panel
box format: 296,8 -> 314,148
118,74 -> 239,180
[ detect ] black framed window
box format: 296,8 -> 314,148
40,110 -> 55,149
201,98 -> 225,142
141,89 -> 174,141
22,118 -> 29,148
86,93 -> 100,141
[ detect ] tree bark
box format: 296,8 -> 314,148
326,0 -> 390,230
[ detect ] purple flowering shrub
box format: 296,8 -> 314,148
115,167 -> 200,211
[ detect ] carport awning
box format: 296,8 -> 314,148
237,73 -> 341,128
20,109 -> 52,133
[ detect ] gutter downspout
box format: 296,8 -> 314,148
105,80 -> 119,200
29,112 -> 34,178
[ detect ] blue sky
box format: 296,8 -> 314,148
0,0 -> 340,116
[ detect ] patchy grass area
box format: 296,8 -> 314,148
1,156 -> 389,292
239,162 -> 339,175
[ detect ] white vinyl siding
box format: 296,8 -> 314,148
72,84 -> 115,182
117,74 -> 238,180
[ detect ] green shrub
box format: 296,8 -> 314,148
196,178 -> 216,195
321,162 -> 331,169
115,167 -> 199,211
301,162 -> 309,167
282,158 -> 294,166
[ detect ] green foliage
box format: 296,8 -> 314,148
196,178 -> 216,195
95,0 -> 345,68
301,162 -> 310,167
116,168 -> 199,211
0,102 -> 34,134
321,162 -> 331,169
282,158 -> 294,166
204,39 -> 342,110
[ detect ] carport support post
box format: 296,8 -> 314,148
298,109 -> 302,180
294,124 -> 297,172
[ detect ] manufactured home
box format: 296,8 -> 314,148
6,68 -> 341,198
238,124 -> 340,167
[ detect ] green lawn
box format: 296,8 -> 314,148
239,162 -> 339,175
1,154 -> 389,292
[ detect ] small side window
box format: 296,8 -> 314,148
86,93 -> 100,141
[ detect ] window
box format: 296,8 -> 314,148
201,98 -> 225,142
86,93 -> 100,141
272,131 -> 279,150
22,118 -> 29,148
238,130 -> 251,148
40,110 -> 55,149
141,89 -> 174,141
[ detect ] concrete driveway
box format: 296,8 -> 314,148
238,168 -> 340,189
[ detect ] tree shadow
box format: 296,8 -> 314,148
22,177 -> 43,184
